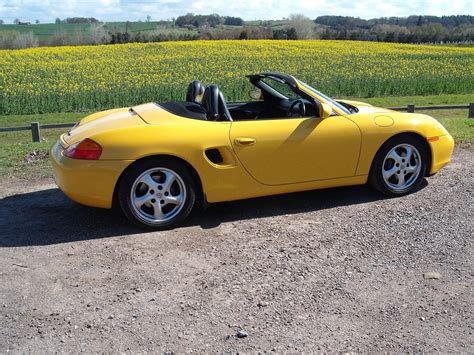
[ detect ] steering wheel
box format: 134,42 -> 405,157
287,99 -> 306,117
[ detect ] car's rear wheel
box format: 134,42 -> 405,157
369,135 -> 428,196
118,158 -> 196,230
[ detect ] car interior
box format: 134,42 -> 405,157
156,73 -> 326,122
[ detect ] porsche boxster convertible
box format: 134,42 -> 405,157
51,72 -> 454,229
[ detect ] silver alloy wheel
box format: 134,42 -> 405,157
130,167 -> 187,224
382,143 -> 422,192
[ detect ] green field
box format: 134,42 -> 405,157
1,40 -> 473,116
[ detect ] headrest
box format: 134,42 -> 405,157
202,85 -> 220,120
186,80 -> 204,104
202,84 -> 233,121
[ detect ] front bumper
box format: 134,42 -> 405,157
50,140 -> 133,209
428,134 -> 455,175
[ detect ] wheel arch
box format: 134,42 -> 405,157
112,154 -> 205,210
369,132 -> 432,178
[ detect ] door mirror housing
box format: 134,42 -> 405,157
320,103 -> 333,119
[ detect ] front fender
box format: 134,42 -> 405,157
351,112 -> 453,176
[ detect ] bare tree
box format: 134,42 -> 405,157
0,30 -> 19,48
14,18 -> 20,25
14,32 -> 39,48
69,28 -> 86,45
0,30 -> 39,49
146,15 -> 151,22
287,14 -> 316,39
52,28 -> 68,46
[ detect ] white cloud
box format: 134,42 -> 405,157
0,0 -> 472,23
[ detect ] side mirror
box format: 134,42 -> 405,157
320,103 -> 333,118
249,89 -> 263,101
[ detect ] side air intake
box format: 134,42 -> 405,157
205,148 -> 224,164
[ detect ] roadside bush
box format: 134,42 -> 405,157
0,30 -> 38,49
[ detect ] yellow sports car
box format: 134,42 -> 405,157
51,72 -> 454,229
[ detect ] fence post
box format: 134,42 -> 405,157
407,104 -> 415,113
469,103 -> 474,119
31,122 -> 41,142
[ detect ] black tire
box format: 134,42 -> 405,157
369,135 -> 428,197
118,157 -> 196,230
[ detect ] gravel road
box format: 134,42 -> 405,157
0,147 -> 472,352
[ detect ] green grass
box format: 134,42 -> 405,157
0,94 -> 472,180
244,19 -> 288,28
0,23 -> 92,43
419,110 -> 474,143
0,112 -> 91,178
103,21 -> 167,33
0,21 -> 173,44
0,21 -> 227,45
0,129 -> 63,179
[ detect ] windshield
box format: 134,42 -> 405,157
261,76 -> 300,99
297,81 -> 352,115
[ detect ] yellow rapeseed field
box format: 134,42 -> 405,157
0,40 -> 473,114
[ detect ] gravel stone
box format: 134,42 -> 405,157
0,147 -> 472,352
423,272 -> 442,279
236,330 -> 248,338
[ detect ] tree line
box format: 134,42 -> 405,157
315,15 -> 474,43
0,14 -> 472,49
175,13 -> 244,27
54,17 -> 100,24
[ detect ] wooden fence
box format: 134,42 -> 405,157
0,122 -> 76,142
389,103 -> 473,115
1,103 -> 473,142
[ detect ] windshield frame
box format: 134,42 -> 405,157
296,80 -> 352,115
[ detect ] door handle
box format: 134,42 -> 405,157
235,137 -> 256,146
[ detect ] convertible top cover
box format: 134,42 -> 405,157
156,101 -> 208,120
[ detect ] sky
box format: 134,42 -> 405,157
0,0 -> 473,24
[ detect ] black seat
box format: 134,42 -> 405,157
186,80 -> 205,104
201,85 -> 233,121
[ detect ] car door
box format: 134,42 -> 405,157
229,115 -> 361,185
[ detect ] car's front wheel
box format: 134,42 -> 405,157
369,135 -> 428,196
118,158 -> 196,230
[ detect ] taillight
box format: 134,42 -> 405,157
63,138 -> 102,160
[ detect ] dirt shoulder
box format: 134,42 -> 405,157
0,148 -> 472,352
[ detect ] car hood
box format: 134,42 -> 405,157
338,100 -> 450,137
336,99 -> 393,114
